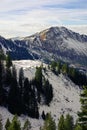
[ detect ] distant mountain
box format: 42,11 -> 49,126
0,26 -> 87,66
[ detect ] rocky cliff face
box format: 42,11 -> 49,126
0,26 -> 87,66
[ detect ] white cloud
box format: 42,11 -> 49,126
0,0 -> 87,37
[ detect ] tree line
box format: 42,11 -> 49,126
50,60 -> 87,86
0,113 -> 82,130
0,114 -> 31,130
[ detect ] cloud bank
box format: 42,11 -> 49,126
0,0 -> 87,38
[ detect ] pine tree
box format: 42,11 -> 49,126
43,79 -> 53,105
0,49 -> 5,60
64,114 -> 74,130
19,67 -> 24,92
5,118 -> 11,130
58,115 -> 65,130
6,54 -> 12,68
30,86 -> 39,118
0,60 -> 4,105
23,78 -> 31,114
74,124 -> 82,130
56,61 -> 61,74
0,60 -> 6,105
5,68 -> 12,86
12,65 -> 17,80
8,115 -> 21,130
78,86 -> 87,130
19,67 -> 24,113
51,61 -> 57,72
23,78 -> 39,118
23,119 -> 31,130
8,77 -> 21,115
61,63 -> 68,75
41,113 -> 56,130
42,111 -> 46,120
35,66 -> 42,92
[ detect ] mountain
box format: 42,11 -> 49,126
0,26 -> 87,66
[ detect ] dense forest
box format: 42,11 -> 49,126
0,50 -> 87,130
0,50 -> 53,119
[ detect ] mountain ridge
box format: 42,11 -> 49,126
0,26 -> 87,66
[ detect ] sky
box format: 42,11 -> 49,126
0,0 -> 87,38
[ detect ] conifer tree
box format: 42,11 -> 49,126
42,111 -> 46,120
12,65 -> 17,80
56,61 -> 61,74
19,68 -> 24,87
41,113 -> 56,130
19,67 -> 24,112
30,86 -> 39,118
23,119 -> 31,130
51,61 -> 57,72
6,54 -> 12,68
58,115 -> 65,130
5,118 -> 11,130
78,86 -> 87,130
0,60 -> 6,105
8,115 -> 21,130
23,78 -> 31,114
5,68 -> 12,86
35,66 -> 42,91
0,49 -> 5,60
61,63 -> 68,75
8,77 -> 21,115
74,124 -> 82,130
64,114 -> 74,130
43,79 -> 53,105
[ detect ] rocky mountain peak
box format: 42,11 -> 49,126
0,26 -> 87,66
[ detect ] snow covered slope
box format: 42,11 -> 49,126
0,60 -> 81,130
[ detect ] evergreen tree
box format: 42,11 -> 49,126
5,118 -> 11,130
23,78 -> 31,114
61,63 -> 68,75
41,113 -> 56,130
30,86 -> 39,118
35,66 -> 42,92
19,67 -> 24,113
19,67 -> 24,92
78,86 -> 87,130
0,60 -> 4,105
23,119 -> 31,130
8,115 -> 21,130
8,77 -> 21,115
12,65 -> 17,80
51,61 -> 57,73
42,111 -> 46,120
74,124 -> 82,130
58,115 -> 65,130
0,60 -> 6,105
43,79 -> 53,105
6,54 -> 12,68
5,68 -> 12,86
23,78 -> 39,118
56,61 -> 61,74
0,49 -> 5,60
64,114 -> 74,130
